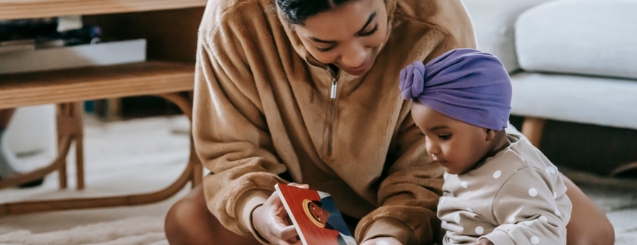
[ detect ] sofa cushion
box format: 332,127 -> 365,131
515,0 -> 637,80
510,72 -> 637,130
462,0 -> 554,73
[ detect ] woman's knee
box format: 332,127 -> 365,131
567,222 -> 614,245
563,175 -> 615,245
165,194 -> 206,231
164,185 -> 214,244
598,219 -> 615,245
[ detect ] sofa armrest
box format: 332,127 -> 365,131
462,0 -> 555,73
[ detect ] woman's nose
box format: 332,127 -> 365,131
341,43 -> 367,68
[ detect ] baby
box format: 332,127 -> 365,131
399,49 -> 572,245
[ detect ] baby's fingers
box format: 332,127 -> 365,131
280,225 -> 300,243
287,182 -> 309,189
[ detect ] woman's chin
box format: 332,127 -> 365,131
340,59 -> 375,76
342,65 -> 372,76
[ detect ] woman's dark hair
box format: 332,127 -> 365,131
276,0 -> 355,25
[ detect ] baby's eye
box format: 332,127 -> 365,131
438,134 -> 451,140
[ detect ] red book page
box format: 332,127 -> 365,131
276,184 -> 356,245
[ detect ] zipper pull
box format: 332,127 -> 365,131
330,77 -> 338,99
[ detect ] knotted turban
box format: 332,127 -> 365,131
399,49 -> 512,130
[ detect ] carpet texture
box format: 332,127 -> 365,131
0,116 -> 635,244
0,216 -> 167,245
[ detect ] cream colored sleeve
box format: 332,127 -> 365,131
236,191 -> 271,244
355,109 -> 443,245
356,0 -> 477,243
482,168 -> 572,245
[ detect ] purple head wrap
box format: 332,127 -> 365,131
399,49 -> 512,130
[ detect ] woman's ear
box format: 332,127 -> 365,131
485,129 -> 497,142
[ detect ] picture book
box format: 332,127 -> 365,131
275,183 -> 357,245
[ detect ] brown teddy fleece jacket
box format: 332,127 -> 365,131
192,0 -> 476,244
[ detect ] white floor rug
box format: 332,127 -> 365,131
0,216 -> 167,245
0,116 -> 192,245
0,116 -> 635,244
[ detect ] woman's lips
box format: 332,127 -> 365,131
343,60 -> 371,75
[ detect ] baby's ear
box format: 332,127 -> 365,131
485,129 -> 497,142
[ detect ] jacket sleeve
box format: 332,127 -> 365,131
354,0 -> 476,244
355,109 -> 444,245
192,17 -> 287,239
482,168 -> 572,245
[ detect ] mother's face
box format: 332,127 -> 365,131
293,0 -> 388,76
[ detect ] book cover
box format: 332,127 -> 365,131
275,183 -> 357,245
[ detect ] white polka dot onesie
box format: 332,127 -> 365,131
438,133 -> 572,245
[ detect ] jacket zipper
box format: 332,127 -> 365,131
327,71 -> 338,156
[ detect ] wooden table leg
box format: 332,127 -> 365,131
0,93 -> 200,216
72,102 -> 85,190
56,102 -> 85,190
0,136 -> 72,190
155,92 -> 202,188
0,103 -> 79,190
57,103 -> 69,190
521,117 -> 546,148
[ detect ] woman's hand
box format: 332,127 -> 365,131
360,237 -> 403,245
252,191 -> 300,245
475,238 -> 494,245
251,183 -> 309,245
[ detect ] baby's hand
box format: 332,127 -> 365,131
475,238 -> 494,245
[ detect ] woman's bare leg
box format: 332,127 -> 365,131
563,174 -> 615,245
165,184 -> 263,245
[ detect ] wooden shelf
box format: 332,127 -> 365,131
0,61 -> 195,109
0,0 -> 207,20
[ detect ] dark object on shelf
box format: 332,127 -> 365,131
1,17 -> 102,49
0,18 -> 58,42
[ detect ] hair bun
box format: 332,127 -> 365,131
399,61 -> 426,100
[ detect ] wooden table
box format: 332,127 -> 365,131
0,0 -> 207,215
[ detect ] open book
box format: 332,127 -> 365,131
275,183 -> 358,245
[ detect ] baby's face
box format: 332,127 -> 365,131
411,103 -> 494,175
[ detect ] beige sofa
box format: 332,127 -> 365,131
463,0 -> 637,147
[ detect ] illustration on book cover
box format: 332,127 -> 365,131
275,183 -> 357,245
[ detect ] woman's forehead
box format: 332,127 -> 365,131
297,0 -> 382,41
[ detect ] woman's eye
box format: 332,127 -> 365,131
316,46 -> 334,52
438,134 -> 451,140
358,24 -> 378,37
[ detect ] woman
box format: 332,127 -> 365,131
165,0 -> 614,244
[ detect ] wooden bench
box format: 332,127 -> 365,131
0,0 -> 207,215
0,62 -> 202,215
